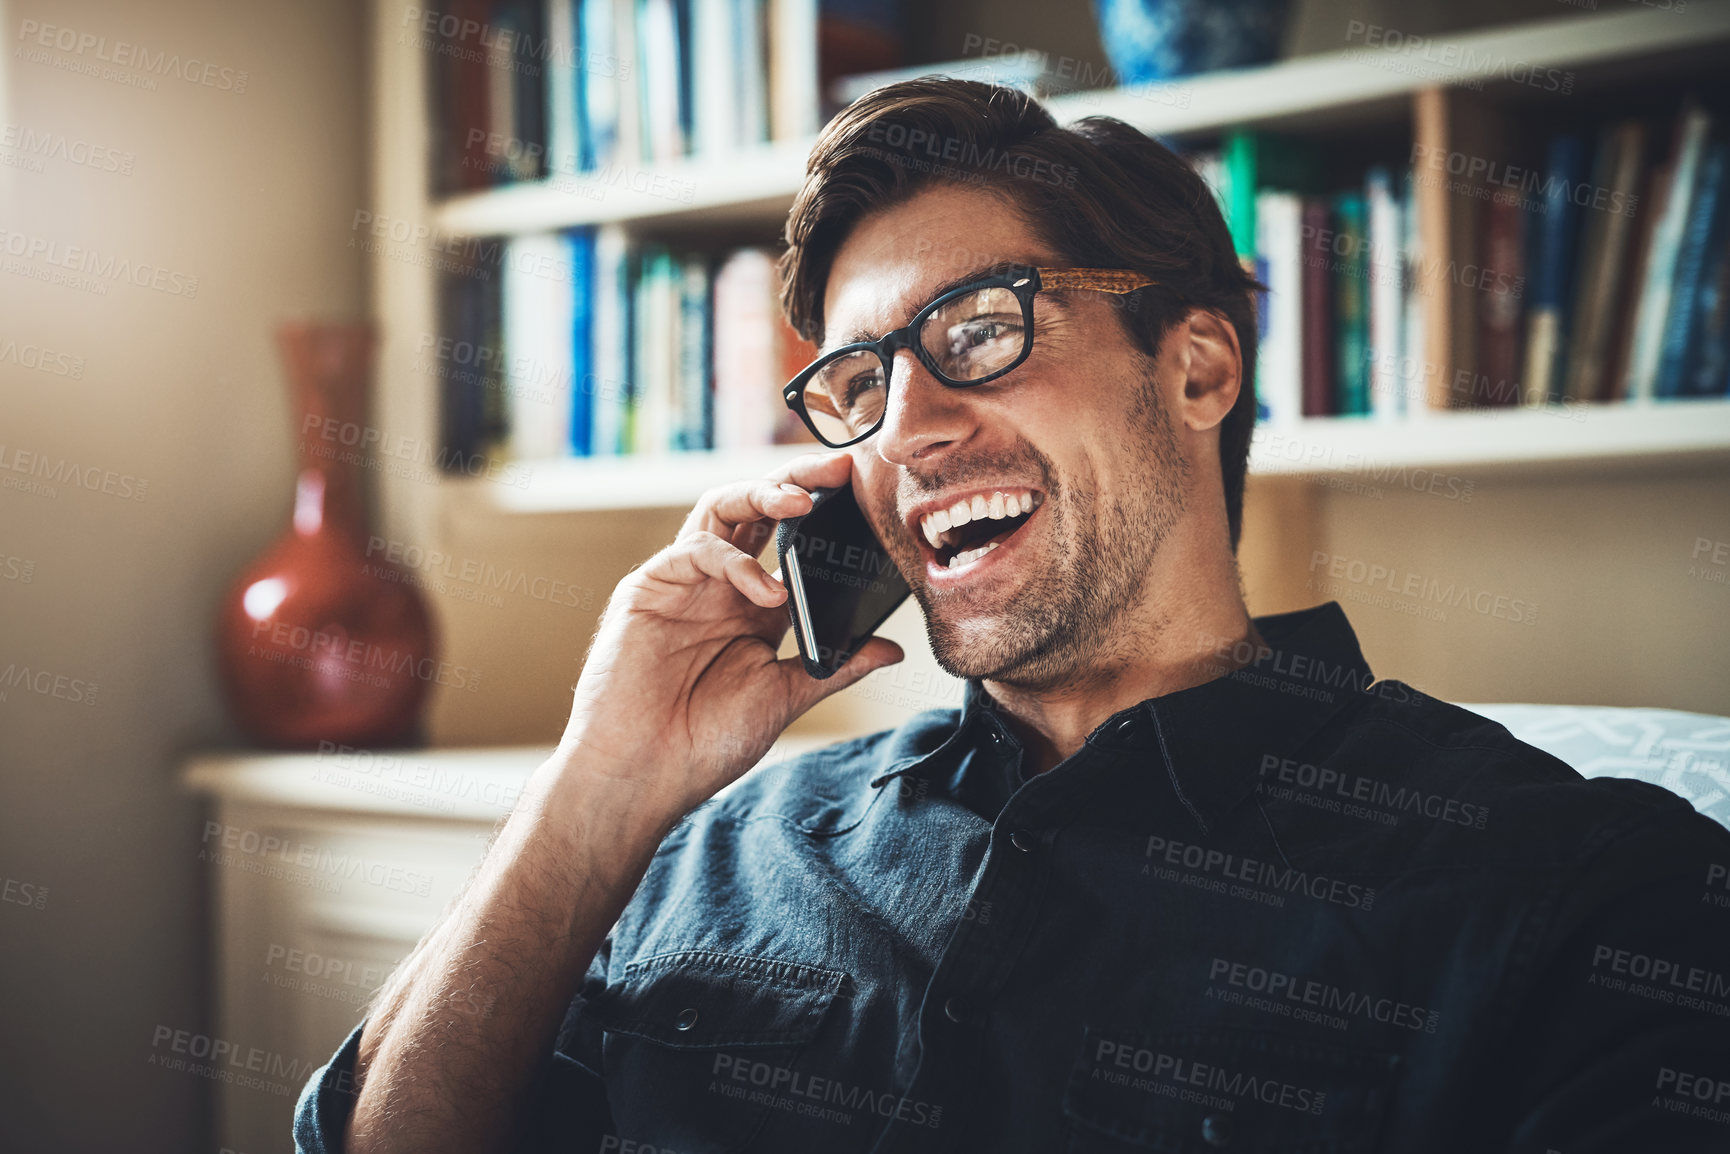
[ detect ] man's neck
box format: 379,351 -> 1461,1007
982,565 -> 1267,777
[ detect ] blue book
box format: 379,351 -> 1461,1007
568,229 -> 597,455
579,0 -> 619,172
1520,133 -> 1586,404
1332,190 -> 1369,415
1658,141 -> 1730,397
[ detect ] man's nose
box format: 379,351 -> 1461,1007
873,349 -> 976,467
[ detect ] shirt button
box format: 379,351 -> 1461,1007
1010,829 -> 1035,853
1201,1113 -> 1232,1147
1114,715 -> 1136,734
943,997 -> 966,1024
675,1007 -> 699,1031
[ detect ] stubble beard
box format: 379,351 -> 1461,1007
898,372 -> 1190,688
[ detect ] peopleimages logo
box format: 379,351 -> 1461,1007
1258,754 -> 1489,830
710,1054 -> 942,1129
1090,1038 -> 1327,1116
1207,957 -> 1441,1033
1144,834 -> 1376,910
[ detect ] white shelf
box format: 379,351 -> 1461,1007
436,401 -> 1730,514
429,5 -> 1730,238
1250,400 -> 1730,478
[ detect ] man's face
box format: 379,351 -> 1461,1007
823,183 -> 1193,689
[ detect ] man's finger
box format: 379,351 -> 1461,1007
641,532 -> 787,609
679,452 -> 854,548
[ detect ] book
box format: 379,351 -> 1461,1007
1656,140 -> 1730,397
768,0 -> 818,140
591,225 -> 631,454
1333,190 -> 1369,416
638,0 -> 685,161
713,247 -> 780,449
678,253 -> 713,448
1607,153 -> 1670,402
504,233 -> 576,460
1685,207 -> 1730,396
1300,197 -> 1335,417
1625,103 -> 1713,401
546,0 -> 582,176
1476,193 -> 1524,407
734,0 -> 770,147
1254,190 -> 1303,425
1520,132 -> 1586,406
692,0 -> 737,158
1560,120 -> 1645,402
1400,169 -> 1427,417
568,228 -> 597,455
1365,167 -> 1404,419
435,0 -> 498,194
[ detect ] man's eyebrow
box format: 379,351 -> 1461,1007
835,259 -> 1042,347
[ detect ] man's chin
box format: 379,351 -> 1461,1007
925,608 -> 1069,685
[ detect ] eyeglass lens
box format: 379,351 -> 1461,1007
800,285 -> 1028,445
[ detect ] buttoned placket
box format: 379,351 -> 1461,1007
867,711 -> 1139,1152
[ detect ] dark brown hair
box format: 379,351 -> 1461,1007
777,77 -> 1262,550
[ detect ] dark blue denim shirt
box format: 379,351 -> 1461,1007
296,602 -> 1730,1152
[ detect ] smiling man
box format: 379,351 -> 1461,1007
298,80 -> 1730,1154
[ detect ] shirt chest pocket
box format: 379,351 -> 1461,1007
595,950 -> 847,1154
1061,1026 -> 1400,1153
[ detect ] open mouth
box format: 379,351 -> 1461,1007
917,489 -> 1044,570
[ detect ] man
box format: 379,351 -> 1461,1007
297,79 -> 1730,1153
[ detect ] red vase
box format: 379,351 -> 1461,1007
216,322 -> 436,749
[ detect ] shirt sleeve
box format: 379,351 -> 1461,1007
1500,807 -> 1730,1152
292,1021 -> 366,1154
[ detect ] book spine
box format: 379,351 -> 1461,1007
568,228 -> 596,455
1477,194 -> 1524,407
1333,191 -> 1369,416
1254,191 -> 1302,425
1366,168 -> 1402,419
1300,198 -> 1335,418
1626,105 -> 1712,401
1657,142 -> 1729,398
1521,133 -> 1585,406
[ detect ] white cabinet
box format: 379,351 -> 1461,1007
183,746 -> 543,1153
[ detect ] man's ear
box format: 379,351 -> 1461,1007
1178,309 -> 1243,432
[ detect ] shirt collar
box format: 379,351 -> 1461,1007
879,602 -> 1377,834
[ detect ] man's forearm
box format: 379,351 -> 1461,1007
344,754 -> 676,1154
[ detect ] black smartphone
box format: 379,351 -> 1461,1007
774,484 -> 912,679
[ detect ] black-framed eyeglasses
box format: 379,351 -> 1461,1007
782,265 -> 1166,448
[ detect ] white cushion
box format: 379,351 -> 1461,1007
1461,703 -> 1730,831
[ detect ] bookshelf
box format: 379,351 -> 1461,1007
368,2 -> 1730,538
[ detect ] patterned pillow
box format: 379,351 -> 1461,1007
1462,704 -> 1730,831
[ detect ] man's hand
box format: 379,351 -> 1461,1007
556,449 -> 905,826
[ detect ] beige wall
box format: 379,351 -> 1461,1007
0,0 -> 367,1149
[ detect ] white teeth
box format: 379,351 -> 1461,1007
917,490 -> 1040,553
946,540 -> 1002,569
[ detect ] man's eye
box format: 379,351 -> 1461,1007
947,315 -> 1022,355
842,372 -> 884,408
